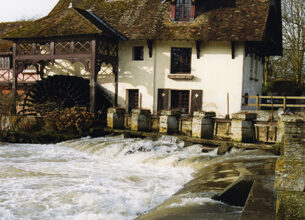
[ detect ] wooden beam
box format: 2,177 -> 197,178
147,40 -> 153,58
50,40 -> 55,65
196,40 -> 201,59
231,41 -> 235,59
90,39 -> 97,114
11,42 -> 17,115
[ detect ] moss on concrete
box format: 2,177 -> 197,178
276,191 -> 305,220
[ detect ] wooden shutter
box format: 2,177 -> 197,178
191,90 -> 203,114
158,89 -> 169,112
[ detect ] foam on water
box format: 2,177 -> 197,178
0,135 -> 218,220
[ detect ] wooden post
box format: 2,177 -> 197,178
114,40 -> 119,107
283,96 -> 286,111
90,39 -> 97,113
11,42 -> 17,115
226,93 -> 230,119
271,93 -> 274,122
114,63 -> 118,107
256,95 -> 259,110
50,40 -> 55,65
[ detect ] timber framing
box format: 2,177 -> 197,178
10,35 -> 122,114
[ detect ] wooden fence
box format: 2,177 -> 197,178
244,95 -> 305,111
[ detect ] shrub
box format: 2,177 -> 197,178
0,93 -> 15,115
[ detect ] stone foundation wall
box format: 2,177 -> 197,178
107,109 -> 279,144
274,115 -> 305,220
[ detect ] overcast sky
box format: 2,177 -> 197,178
0,0 -> 59,22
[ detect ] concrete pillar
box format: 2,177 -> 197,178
131,109 -> 151,131
107,107 -> 125,129
274,115 -> 305,220
159,110 -> 180,134
192,111 -> 216,139
231,112 -> 256,142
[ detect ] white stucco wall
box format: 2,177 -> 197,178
241,53 -> 264,110
117,40 -> 245,116
154,41 -> 245,116
117,40 -> 155,112
43,40 -> 254,116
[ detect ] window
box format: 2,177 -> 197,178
176,0 -> 192,21
171,90 -> 190,113
133,46 -> 144,60
128,89 -> 139,112
171,48 -> 191,74
0,57 -> 10,69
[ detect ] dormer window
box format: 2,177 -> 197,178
176,0 -> 191,20
171,0 -> 195,21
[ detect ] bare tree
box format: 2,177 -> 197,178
268,0 -> 305,84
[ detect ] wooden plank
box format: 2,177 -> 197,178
286,96 -> 305,99
256,96 -> 259,110
286,104 -> 305,107
259,104 -> 283,107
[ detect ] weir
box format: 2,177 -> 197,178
0,136 -> 278,219
0,110 -> 304,219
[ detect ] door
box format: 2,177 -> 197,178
128,89 -> 139,112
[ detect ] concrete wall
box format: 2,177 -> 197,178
241,53 -> 264,110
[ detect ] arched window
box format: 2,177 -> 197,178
176,0 -> 192,21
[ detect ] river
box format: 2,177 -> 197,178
0,135 -> 277,220
0,135 -> 219,220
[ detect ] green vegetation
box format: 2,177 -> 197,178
263,81 -> 305,96
265,0 -> 304,85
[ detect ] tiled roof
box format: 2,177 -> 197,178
48,0 -> 271,41
0,21 -> 31,52
2,0 -> 271,41
2,8 -> 103,39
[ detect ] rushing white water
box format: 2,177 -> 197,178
0,135 -> 218,220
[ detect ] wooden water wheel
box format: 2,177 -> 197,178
20,75 -> 112,115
